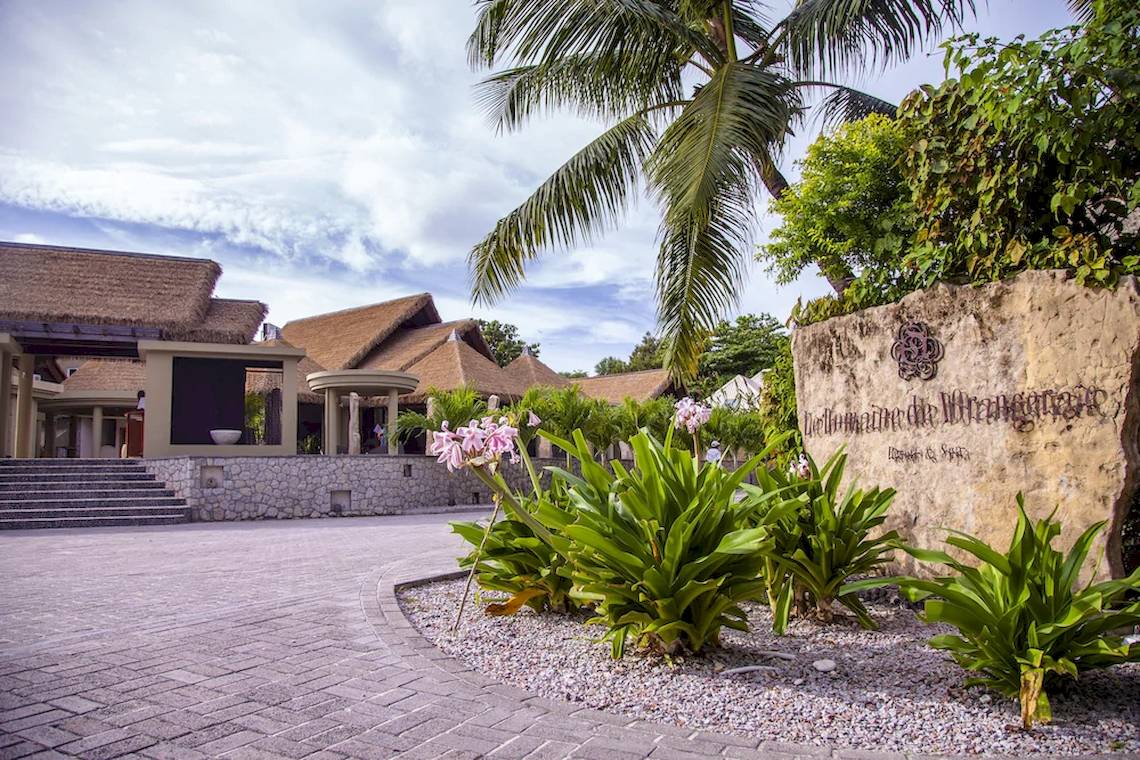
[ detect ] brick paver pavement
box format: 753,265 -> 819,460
0,515 -> 1066,759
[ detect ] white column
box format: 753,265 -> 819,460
14,354 -> 34,458
324,388 -> 339,455
387,389 -> 399,455
91,406 -> 104,459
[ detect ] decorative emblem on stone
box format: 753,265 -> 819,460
891,321 -> 944,381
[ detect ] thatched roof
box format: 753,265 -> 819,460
504,347 -> 570,389
281,293 -> 438,370
358,319 -> 493,371
172,298 -> 267,344
577,368 -> 678,404
245,339 -> 328,404
402,334 -> 525,403
0,242 -> 266,345
62,359 -> 145,393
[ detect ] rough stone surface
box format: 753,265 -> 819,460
792,270 -> 1140,577
144,455 -> 567,523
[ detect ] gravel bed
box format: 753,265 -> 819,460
399,578 -> 1140,756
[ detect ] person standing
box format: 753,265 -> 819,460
706,440 -> 723,467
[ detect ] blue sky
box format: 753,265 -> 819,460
0,1 -> 1075,372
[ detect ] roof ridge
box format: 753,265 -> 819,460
283,293 -> 431,326
0,241 -> 223,269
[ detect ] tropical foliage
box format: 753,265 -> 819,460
692,313 -> 788,398
477,319 -> 540,366
549,428 -> 778,657
754,340 -> 801,467
901,1 -> 1140,291
779,2 -> 1140,326
759,114 -> 917,324
465,0 -> 974,378
397,386 -> 487,442
898,495 -> 1140,728
452,480 -> 579,613
745,450 -> 898,633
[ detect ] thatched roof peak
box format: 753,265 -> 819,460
504,349 -> 569,389
281,293 -> 439,370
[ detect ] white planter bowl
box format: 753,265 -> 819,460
209,429 -> 242,445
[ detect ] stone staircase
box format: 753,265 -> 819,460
0,459 -> 190,530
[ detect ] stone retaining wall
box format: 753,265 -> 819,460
145,455 -> 566,522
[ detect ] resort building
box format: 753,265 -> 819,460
1,242 -> 678,461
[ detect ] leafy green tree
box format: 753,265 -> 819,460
626,332 -> 665,371
477,319 -> 540,367
559,369 -> 588,379
901,1 -> 1140,289
593,356 -> 629,376
756,340 -> 801,467
694,313 -> 787,397
759,114 -> 916,304
465,0 -> 974,379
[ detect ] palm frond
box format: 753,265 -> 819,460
811,83 -> 897,128
475,52 -> 684,133
647,63 -> 796,378
467,0 -> 720,70
469,113 -> 658,305
778,0 -> 976,77
1067,0 -> 1094,23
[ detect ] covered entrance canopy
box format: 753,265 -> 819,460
306,369 -> 418,455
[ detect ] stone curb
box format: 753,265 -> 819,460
371,565 -> 1109,760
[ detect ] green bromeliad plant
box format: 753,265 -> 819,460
743,450 -> 898,633
898,495 -> 1140,729
546,427 -> 783,658
451,480 -> 578,614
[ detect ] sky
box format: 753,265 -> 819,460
0,1 -> 1075,373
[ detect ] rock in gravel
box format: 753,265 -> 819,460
812,658 -> 837,672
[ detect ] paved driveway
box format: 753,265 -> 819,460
0,515 -> 925,760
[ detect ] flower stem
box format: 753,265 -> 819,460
452,495 -> 502,633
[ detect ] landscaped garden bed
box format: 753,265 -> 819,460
400,578 -> 1140,756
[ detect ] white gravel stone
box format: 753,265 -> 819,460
400,578 -> 1140,756
812,658 -> 837,672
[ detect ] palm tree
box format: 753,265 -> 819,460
466,0 -> 974,378
396,386 -> 488,441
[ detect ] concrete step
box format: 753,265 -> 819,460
0,488 -> 176,502
0,458 -> 143,467
0,464 -> 149,475
0,479 -> 168,492
0,472 -> 157,484
0,505 -> 191,520
0,513 -> 190,530
0,496 -> 186,510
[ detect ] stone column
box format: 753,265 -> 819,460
0,351 -> 11,457
323,388 -> 340,455
91,406 -> 104,459
387,389 -> 399,455
67,415 -> 78,458
44,413 -> 56,459
14,354 -> 34,458
348,392 -> 361,455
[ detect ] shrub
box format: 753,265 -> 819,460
901,2 -> 1140,291
549,428 -> 778,657
744,450 -> 898,633
898,495 -> 1140,728
451,481 -> 578,614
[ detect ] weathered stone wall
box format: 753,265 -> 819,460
793,270 -> 1140,578
145,455 -> 564,522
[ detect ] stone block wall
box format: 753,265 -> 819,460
793,270 -> 1140,578
145,454 -> 570,522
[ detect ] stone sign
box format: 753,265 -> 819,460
792,270 -> 1139,579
